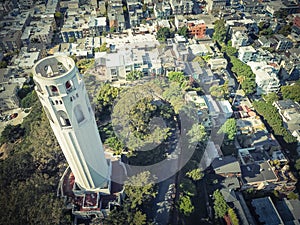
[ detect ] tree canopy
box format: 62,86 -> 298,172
96,83 -> 121,115
186,168 -> 204,181
213,19 -> 227,43
124,171 -> 157,209
0,99 -> 70,225
218,118 -> 237,141
253,100 -> 297,143
179,195 -> 194,216
281,81 -> 300,103
213,190 -> 228,218
126,70 -> 143,81
156,27 -> 174,42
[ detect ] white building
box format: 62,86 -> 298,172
208,58 -> 228,70
231,30 -> 248,48
95,47 -> 162,81
32,55 -> 110,191
247,61 -> 280,95
238,46 -> 257,63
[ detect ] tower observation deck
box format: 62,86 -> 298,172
32,55 -> 110,191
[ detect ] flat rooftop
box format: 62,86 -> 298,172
252,197 -> 284,225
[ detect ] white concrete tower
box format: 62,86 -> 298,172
32,55 -> 109,191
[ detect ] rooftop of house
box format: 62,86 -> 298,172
211,156 -> 241,175
241,161 -> 277,184
275,198 -> 300,223
274,99 -> 300,111
252,197 -> 284,225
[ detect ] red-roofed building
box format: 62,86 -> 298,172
187,20 -> 206,39
294,15 -> 300,28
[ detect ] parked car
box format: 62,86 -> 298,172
10,113 -> 18,119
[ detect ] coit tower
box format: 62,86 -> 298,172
32,55 -> 109,191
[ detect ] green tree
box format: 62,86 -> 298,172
186,168 -> 204,181
54,11 -> 62,19
156,27 -> 174,42
213,19 -> 227,43
218,118 -> 237,141
177,26 -> 189,38
263,92 -> 279,103
228,208 -> 239,225
96,83 -> 120,114
105,201 -> 147,225
295,158 -> 300,171
0,60 -> 7,68
209,85 -> 225,99
126,70 -> 143,81
187,123 -> 207,144
180,178 -> 197,196
213,190 -> 228,218
278,24 -> 292,36
287,192 -> 299,200
179,195 -> 194,216
0,100 -> 71,225
167,71 -> 188,89
124,171 -> 157,209
281,81 -> 300,103
253,100 -> 297,143
99,42 -> 109,52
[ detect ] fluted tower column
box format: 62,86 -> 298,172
32,55 -> 109,191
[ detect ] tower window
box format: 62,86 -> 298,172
57,110 -> 71,127
74,105 -> 85,124
65,80 -> 74,93
49,85 -> 59,96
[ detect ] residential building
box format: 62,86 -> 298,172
95,47 -> 162,82
226,19 -> 259,34
258,36 -> 271,48
206,0 -> 227,13
107,7 -> 125,32
238,45 -> 257,63
187,20 -> 206,39
0,69 -> 20,113
240,161 -> 278,190
15,51 -> 40,69
230,26 -> 248,48
252,197 -> 284,225
212,156 -> 241,177
273,34 -> 293,52
154,1 -> 172,19
208,58 -> 227,70
273,99 -> 300,132
88,17 -> 107,36
169,0 -> 193,15
275,198 -> 300,224
0,30 -> 22,52
247,61 -> 280,94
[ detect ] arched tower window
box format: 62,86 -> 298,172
65,80 -> 74,93
57,110 -> 71,127
74,105 -> 85,124
48,85 -> 59,96
43,106 -> 54,123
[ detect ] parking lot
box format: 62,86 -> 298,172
0,108 -> 30,135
